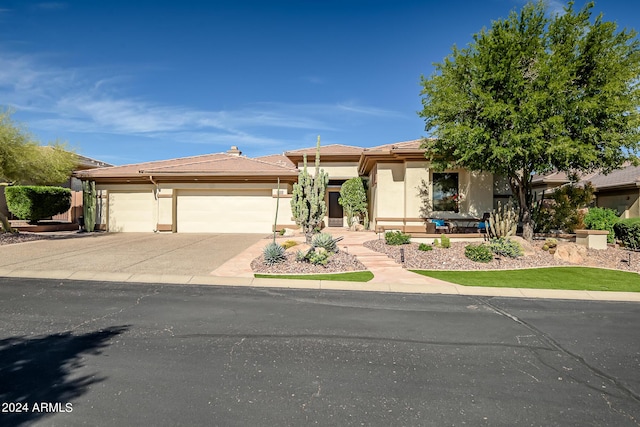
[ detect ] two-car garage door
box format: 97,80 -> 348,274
176,189 -> 274,233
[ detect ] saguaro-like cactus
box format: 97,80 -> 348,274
291,136 -> 329,243
488,200 -> 518,239
82,180 -> 97,232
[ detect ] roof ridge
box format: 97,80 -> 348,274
248,155 -> 298,170
284,143 -> 364,153
141,153 -> 232,171
97,152 -> 229,170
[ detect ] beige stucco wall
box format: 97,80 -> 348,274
298,162 -> 359,180
372,161 -> 495,227
375,163 -> 406,220
597,189 -> 640,219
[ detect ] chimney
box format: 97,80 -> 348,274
226,146 -> 242,156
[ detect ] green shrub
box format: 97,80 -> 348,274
465,244 -> 493,263
584,207 -> 619,243
312,232 -> 338,253
440,233 -> 451,249
306,248 -> 331,266
385,231 -> 411,245
295,250 -> 308,262
418,243 -> 433,251
614,220 -> 640,250
263,242 -> 286,266
432,238 -> 440,247
281,240 -> 298,250
488,237 -> 523,258
5,186 -> 71,223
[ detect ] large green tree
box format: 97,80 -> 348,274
419,1 -> 640,241
0,110 -> 77,232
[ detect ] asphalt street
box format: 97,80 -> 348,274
0,277 -> 639,426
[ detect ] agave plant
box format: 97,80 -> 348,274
263,242 -> 286,266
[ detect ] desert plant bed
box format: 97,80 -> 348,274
363,239 -> 640,273
0,232 -> 49,246
254,271 -> 374,282
251,250 -> 367,274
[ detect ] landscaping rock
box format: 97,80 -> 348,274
349,224 -> 365,232
286,243 -> 311,254
282,228 -> 297,237
510,236 -> 536,256
554,243 -> 588,264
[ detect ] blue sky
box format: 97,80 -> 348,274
1,0 -> 638,165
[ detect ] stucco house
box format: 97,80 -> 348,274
75,140 -> 503,234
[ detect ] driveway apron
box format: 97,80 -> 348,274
0,233 -> 265,276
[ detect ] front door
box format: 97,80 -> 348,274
328,192 -> 343,227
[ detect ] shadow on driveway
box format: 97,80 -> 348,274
0,325 -> 128,427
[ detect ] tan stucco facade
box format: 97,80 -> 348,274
84,142 -> 504,234
596,189 -> 640,219
370,161 -> 494,227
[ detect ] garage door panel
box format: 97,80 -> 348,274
108,191 -> 154,232
177,190 -> 273,233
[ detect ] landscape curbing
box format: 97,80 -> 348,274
1,267 -> 640,301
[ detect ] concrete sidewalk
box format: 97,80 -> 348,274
1,231 -> 639,302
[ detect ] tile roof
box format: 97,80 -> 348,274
365,139 -> 424,152
532,163 -> 640,190
284,144 -> 365,156
581,163 -> 640,190
254,154 -> 297,169
76,152 -> 298,179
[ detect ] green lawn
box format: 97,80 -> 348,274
411,267 -> 640,292
254,271 -> 374,282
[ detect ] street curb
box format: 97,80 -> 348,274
2,269 -> 640,302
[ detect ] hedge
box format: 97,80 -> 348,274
5,186 -> 72,223
614,219 -> 640,250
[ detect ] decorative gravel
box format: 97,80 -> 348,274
251,250 -> 367,274
0,232 -> 49,246
363,239 -> 640,273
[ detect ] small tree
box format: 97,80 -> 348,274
339,177 -> 368,228
291,136 -> 329,243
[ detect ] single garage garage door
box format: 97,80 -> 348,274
177,189 -> 274,233
108,191 -> 154,232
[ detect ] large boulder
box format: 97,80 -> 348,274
287,243 -> 311,254
554,243 -> 588,264
349,223 -> 365,232
282,228 -> 297,237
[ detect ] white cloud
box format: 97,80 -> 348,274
0,51 -> 402,149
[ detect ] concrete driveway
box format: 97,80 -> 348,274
0,232 -> 265,276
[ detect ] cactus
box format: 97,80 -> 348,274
488,200 -> 518,239
312,232 -> 342,253
82,180 -> 97,232
263,242 -> 286,266
291,136 -> 329,243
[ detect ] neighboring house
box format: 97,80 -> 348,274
532,163 -> 640,218
75,140 -> 503,233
